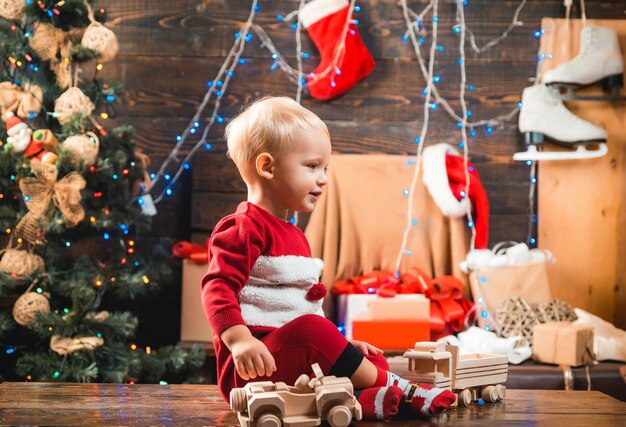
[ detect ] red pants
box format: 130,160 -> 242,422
214,314 -> 388,401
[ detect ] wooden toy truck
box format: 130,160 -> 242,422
403,342 -> 508,406
229,363 -> 362,427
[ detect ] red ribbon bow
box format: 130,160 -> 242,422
172,240 -> 208,263
331,268 -> 474,339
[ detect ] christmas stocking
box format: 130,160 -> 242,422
374,367 -> 456,416
301,0 -> 375,100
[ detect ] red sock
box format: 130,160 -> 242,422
356,386 -> 403,420
375,367 -> 456,416
403,382 -> 456,416
300,0 -> 375,100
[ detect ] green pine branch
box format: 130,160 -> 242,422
24,0 -> 91,31
0,0 -> 204,385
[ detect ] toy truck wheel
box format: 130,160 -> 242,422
459,389 -> 472,406
257,413 -> 281,427
327,405 -> 352,427
496,385 -> 506,401
481,386 -> 498,403
230,388 -> 248,412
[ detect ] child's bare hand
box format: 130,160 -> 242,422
349,339 -> 384,356
231,336 -> 277,380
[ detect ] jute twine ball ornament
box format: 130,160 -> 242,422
496,296 -> 540,345
13,291 -> 50,326
496,297 -> 578,348
28,23 -> 60,61
537,299 -> 577,323
0,249 -> 45,278
62,131 -> 99,166
81,22 -> 118,62
0,0 -> 24,20
54,87 -> 95,125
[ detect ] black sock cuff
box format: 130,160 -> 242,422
329,342 -> 364,378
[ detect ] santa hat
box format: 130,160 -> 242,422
3,112 -> 25,136
422,143 -> 490,249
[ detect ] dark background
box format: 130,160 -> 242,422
102,0 -> 626,345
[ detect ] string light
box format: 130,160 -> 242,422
134,0 -> 534,251
394,0 -> 440,273
395,0 -> 534,266
145,0 -> 263,204
145,0 -> 362,203
471,274 -> 500,333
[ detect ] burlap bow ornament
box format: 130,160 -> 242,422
16,159 -> 86,244
0,82 -> 43,119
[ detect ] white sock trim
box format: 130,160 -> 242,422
374,386 -> 388,420
386,371 -> 410,394
301,0 -> 349,28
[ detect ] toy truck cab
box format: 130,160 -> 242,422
403,341 -> 508,406
230,363 -> 362,427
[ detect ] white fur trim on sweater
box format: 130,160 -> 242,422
301,0 -> 348,28
422,143 -> 471,218
240,255 -> 326,327
248,255 -> 323,286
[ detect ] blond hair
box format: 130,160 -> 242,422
225,96 -> 329,180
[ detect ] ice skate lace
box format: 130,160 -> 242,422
565,28 -> 595,65
582,27 -> 596,52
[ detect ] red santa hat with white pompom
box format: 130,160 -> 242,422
422,143 -> 490,249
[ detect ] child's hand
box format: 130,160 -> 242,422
231,335 -> 277,380
349,339 -> 384,356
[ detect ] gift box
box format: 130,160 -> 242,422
533,322 -> 594,366
335,294 -> 429,339
352,320 -> 430,350
180,259 -> 213,343
367,296 -> 429,320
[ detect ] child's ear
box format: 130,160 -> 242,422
256,152 -> 275,180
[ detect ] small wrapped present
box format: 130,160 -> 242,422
533,322 -> 594,366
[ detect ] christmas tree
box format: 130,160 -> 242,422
0,1 -> 203,383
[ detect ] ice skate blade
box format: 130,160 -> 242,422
513,144 -> 608,161
546,83 -> 626,102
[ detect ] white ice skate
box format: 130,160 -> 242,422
513,84 -> 608,161
543,25 -> 625,102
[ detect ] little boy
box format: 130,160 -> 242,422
201,97 -> 455,420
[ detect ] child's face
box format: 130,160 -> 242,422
270,128 -> 331,213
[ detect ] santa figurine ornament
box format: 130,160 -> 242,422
3,112 -> 57,164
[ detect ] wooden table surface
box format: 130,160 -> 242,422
1,382 -> 625,426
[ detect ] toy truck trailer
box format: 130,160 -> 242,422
403,341 -> 508,406
230,363 -> 362,427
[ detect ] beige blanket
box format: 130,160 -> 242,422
305,154 -> 470,292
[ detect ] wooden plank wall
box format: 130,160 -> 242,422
103,1 -> 626,327
537,19 -> 626,329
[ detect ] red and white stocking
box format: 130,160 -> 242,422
301,0 -> 375,100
